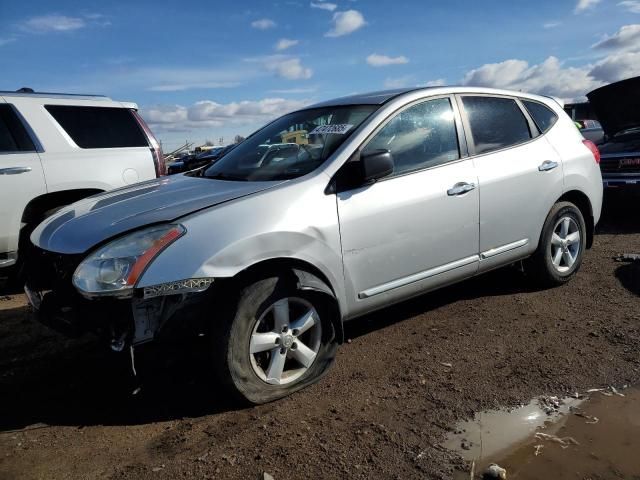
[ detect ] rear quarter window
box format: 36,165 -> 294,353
522,100 -> 559,134
45,105 -> 148,149
462,96 -> 531,155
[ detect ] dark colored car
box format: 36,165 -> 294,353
587,76 -> 640,188
168,145 -> 236,174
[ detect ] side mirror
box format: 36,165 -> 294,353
361,149 -> 394,183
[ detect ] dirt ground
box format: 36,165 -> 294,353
1,193 -> 639,480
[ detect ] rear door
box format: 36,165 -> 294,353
336,96 -> 479,317
0,100 -> 46,266
457,95 -> 563,272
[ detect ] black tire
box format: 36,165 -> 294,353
212,275 -> 338,405
11,206 -> 64,288
526,201 -> 587,287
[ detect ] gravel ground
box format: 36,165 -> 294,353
1,194 -> 639,480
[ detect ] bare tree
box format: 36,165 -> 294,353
234,135 -> 246,144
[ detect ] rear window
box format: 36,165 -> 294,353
523,100 -> 558,134
0,104 -> 35,152
45,105 -> 148,149
462,96 -> 531,155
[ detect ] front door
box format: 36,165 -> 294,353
0,101 -> 46,267
336,96 -> 479,317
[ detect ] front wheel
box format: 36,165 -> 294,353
212,276 -> 338,404
526,201 -> 587,287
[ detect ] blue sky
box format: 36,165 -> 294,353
1,0 -> 639,150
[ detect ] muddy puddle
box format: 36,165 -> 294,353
445,386 -> 640,479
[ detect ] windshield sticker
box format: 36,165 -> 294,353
310,124 -> 354,135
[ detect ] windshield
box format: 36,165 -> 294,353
203,105 -> 377,181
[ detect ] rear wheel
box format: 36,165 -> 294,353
526,201 -> 586,287
212,276 -> 338,404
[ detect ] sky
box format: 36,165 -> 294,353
1,0 -> 640,150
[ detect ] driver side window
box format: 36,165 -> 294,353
362,97 -> 460,177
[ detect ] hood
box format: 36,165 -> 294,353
32,174 -> 284,254
587,76 -> 640,137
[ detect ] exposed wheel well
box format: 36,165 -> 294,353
21,189 -> 104,225
557,190 -> 594,248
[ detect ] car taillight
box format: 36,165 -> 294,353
131,109 -> 167,177
582,139 -> 600,164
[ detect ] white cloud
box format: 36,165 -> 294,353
325,10 -> 366,37
460,41 -> 640,101
366,53 -> 409,67
592,24 -> 640,51
311,1 -> 337,11
265,57 -> 313,79
619,0 -> 640,13
575,0 -> 601,13
251,18 -> 276,30
590,50 -> 640,82
423,79 -> 446,87
20,14 -> 86,33
141,98 -> 310,132
462,57 -> 602,100
275,38 -> 299,51
543,21 -> 562,29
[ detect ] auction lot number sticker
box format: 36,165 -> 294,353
310,124 -> 354,135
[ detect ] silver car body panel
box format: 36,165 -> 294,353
31,175 -> 285,253
31,86 -> 603,321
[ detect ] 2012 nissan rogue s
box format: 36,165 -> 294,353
25,86 -> 603,404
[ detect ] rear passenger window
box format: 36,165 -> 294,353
462,96 -> 531,155
363,97 -> 460,176
523,100 -> 558,133
45,106 -> 148,149
0,104 -> 35,152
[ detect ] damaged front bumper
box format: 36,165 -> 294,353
25,248 -> 215,350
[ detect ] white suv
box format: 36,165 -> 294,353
0,89 -> 165,279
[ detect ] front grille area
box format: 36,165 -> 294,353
26,247 -> 83,292
600,156 -> 640,175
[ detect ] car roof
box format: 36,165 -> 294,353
301,86 -> 562,111
304,87 -> 429,109
0,90 -> 110,101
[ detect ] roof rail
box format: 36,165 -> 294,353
0,88 -> 107,98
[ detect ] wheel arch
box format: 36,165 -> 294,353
21,188 -> 105,225
556,190 -> 594,248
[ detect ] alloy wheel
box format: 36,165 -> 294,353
550,216 -> 581,273
249,297 -> 322,385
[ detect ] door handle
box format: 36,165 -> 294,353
447,182 -> 476,196
538,160 -> 558,172
0,166 -> 32,175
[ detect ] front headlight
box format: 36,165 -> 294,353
73,224 -> 186,298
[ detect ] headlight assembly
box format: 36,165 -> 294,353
72,224 -> 185,298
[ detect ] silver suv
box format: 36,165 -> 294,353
26,87 -> 603,404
